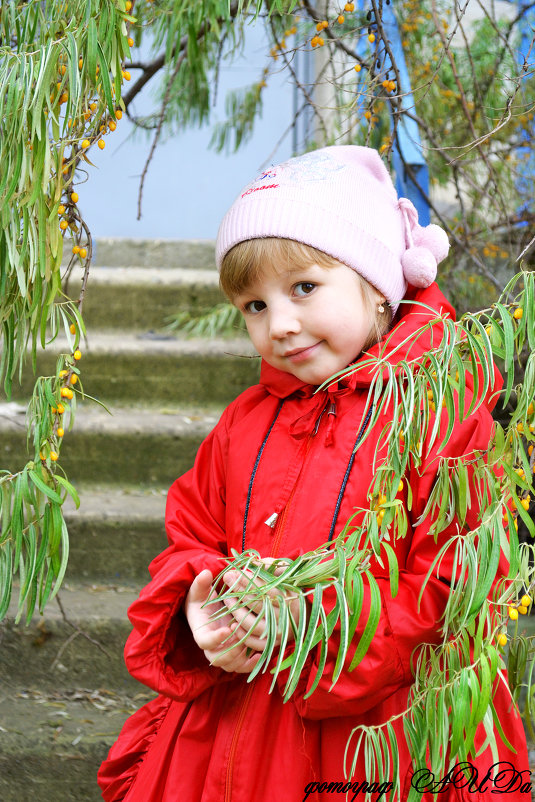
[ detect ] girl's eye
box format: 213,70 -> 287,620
294,282 -> 316,297
244,299 -> 266,314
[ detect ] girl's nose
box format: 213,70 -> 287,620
268,303 -> 301,339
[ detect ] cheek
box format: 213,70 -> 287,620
245,320 -> 268,351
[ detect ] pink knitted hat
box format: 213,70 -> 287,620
216,146 -> 449,313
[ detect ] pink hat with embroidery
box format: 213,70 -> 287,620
215,146 -> 449,313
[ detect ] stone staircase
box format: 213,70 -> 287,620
0,239 -> 260,801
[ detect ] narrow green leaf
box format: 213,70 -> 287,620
29,469 -> 62,504
348,572 -> 381,671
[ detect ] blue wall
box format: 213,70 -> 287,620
79,23 -> 293,240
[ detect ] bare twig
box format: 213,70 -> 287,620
51,594 -> 112,672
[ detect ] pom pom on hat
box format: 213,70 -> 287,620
413,224 -> 450,263
398,198 -> 450,289
401,246 -> 437,288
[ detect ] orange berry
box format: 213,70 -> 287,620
125,0 -> 132,9
57,403 -> 65,414
79,248 -> 87,259
81,139 -> 90,148
98,140 -> 105,150
528,403 -> 534,415
364,110 -> 372,120
70,374 -> 78,385
58,205 -> 65,215
509,607 -> 519,620
518,605 -> 529,615
61,387 -> 72,399
115,109 -> 123,119
72,245 -> 80,254
337,15 -> 344,24
73,349 -> 82,360
59,370 -> 69,378
50,451 -> 59,461
368,33 -> 376,43
59,219 -> 68,230
521,497 -> 531,510
57,428 -> 64,438
122,70 -> 131,81
513,307 -> 523,320
109,120 -> 117,131
521,594 -> 531,607
69,324 -> 76,334
354,63 -> 362,72
79,58 -> 83,69
397,480 -> 403,493
497,633 -> 507,647
60,91 -> 68,104
90,102 -> 98,111
71,191 -> 79,203
127,36 -> 134,47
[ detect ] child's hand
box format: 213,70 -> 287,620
185,569 -> 262,674
222,559 -> 305,652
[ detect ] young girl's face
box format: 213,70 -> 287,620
234,260 -> 382,385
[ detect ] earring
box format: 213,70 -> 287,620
378,304 -> 385,314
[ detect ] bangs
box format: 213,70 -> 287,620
219,238 -> 341,300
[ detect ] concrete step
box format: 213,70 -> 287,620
63,486 -> 167,582
66,264 -> 225,330
2,583 -> 140,693
0,687 -> 152,802
1,403 -> 223,485
86,237 -> 217,269
4,333 -> 259,404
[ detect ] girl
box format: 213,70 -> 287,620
98,147 -> 530,801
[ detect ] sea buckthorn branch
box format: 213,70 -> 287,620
346,553 -> 535,800
0,1 -> 136,620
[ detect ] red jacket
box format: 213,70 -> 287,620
98,284 -> 530,802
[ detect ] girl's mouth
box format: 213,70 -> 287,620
285,343 -> 321,363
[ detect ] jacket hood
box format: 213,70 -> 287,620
259,282 -> 503,416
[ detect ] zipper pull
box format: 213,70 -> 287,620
265,512 -> 278,528
325,401 -> 336,446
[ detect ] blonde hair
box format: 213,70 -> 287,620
220,237 -> 392,352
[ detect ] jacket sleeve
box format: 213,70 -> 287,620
284,406 -> 501,720
123,405 -> 235,702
